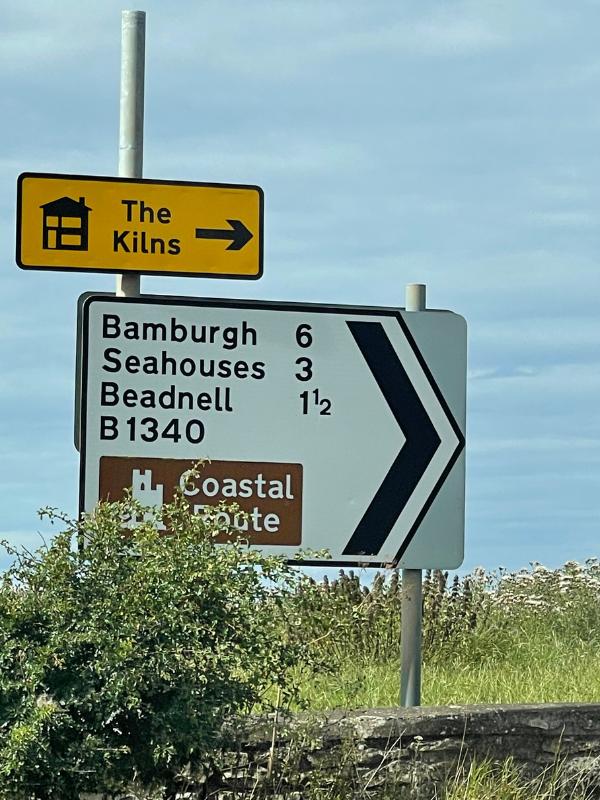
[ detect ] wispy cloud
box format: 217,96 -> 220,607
528,210 -> 598,228
469,435 -> 600,455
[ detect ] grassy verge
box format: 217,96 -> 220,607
287,560 -> 600,710
297,644 -> 600,710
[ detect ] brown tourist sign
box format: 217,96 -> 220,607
98,456 -> 303,546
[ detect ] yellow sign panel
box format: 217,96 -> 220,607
17,173 -> 263,279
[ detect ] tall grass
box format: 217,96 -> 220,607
287,559 -> 600,709
444,757 -> 592,800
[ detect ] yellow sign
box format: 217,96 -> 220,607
16,173 -> 263,279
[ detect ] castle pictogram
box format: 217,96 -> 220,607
127,469 -> 166,530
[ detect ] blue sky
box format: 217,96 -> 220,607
1,0 -> 599,575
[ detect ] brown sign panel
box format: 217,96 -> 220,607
98,456 -> 302,546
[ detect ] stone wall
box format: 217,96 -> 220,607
87,703 -> 600,798
204,703 -> 600,798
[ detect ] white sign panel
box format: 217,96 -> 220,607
79,295 -> 466,567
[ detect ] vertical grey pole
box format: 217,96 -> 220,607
116,9 -> 145,298
400,283 -> 426,707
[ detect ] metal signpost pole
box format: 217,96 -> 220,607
116,9 -> 145,298
400,282 -> 426,707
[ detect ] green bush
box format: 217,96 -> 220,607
0,495 -> 311,800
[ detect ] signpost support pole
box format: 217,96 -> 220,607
400,282 -> 426,707
116,9 -> 145,298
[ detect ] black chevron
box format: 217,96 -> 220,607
342,320 -> 442,556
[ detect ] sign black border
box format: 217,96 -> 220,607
16,172 -> 264,280
79,293 -> 465,568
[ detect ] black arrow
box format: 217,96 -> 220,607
342,321 -> 443,557
195,219 -> 253,251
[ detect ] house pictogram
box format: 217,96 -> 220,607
40,196 -> 91,251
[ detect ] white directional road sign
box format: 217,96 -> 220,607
79,295 -> 466,568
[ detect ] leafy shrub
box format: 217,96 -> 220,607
0,495 -> 311,800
